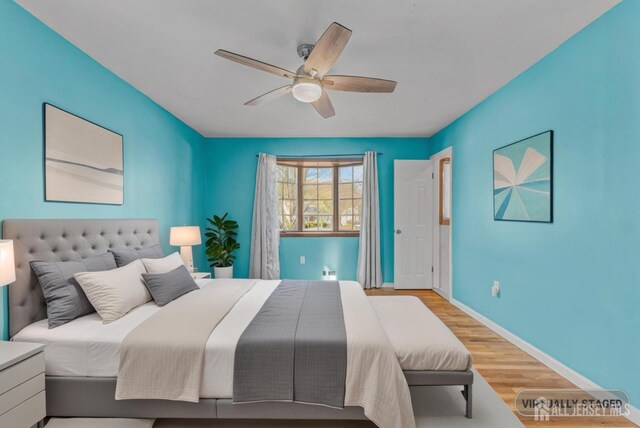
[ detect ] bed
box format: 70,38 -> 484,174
4,219 -> 473,425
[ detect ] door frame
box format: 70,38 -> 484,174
430,147 -> 453,301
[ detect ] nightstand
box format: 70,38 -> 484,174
0,341 -> 45,428
191,272 -> 212,279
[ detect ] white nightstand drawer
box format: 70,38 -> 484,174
0,352 -> 45,395
0,372 -> 45,415
0,390 -> 45,427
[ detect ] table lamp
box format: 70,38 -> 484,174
0,240 -> 16,287
169,226 -> 201,272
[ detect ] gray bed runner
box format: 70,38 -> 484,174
233,280 -> 347,408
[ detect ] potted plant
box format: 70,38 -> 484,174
205,213 -> 240,279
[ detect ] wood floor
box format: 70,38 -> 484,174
365,288 -> 637,428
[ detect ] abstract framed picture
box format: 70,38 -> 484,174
44,103 -> 124,205
493,130 -> 553,223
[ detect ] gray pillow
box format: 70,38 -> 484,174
110,245 -> 163,267
141,265 -> 199,307
31,253 -> 117,328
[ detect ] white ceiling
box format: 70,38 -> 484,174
17,0 -> 619,137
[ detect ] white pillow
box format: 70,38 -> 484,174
141,252 -> 185,274
74,259 -> 151,323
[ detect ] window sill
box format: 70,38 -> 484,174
280,231 -> 360,238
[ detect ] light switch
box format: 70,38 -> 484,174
492,281 -> 500,297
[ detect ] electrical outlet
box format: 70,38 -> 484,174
492,281 -> 500,297
300,256 -> 306,265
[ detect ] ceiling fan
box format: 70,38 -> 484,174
215,22 -> 397,119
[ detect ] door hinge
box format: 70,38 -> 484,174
432,172 -> 435,179
431,266 -> 434,273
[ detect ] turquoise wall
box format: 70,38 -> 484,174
0,0 -> 205,339
202,138 -> 429,282
4,0 -> 637,411
429,1 -> 639,407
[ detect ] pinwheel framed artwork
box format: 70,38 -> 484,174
493,131 -> 553,223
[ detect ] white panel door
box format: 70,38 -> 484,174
394,160 -> 434,289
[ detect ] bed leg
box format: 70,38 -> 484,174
462,384 -> 473,419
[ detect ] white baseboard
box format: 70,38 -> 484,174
381,282 -> 395,288
451,298 -> 640,426
433,287 -> 448,299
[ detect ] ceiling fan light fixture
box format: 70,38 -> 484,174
292,79 -> 322,103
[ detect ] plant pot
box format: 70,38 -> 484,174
214,265 -> 234,279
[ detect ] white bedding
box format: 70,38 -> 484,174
13,279 -> 471,401
370,296 -> 472,371
13,279 -> 281,399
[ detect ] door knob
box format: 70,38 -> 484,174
396,229 -> 402,234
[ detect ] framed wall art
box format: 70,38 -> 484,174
493,130 -> 552,223
44,103 -> 123,205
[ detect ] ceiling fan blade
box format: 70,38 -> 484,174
245,85 -> 292,106
215,49 -> 297,80
323,75 -> 397,93
311,90 -> 335,119
303,22 -> 352,79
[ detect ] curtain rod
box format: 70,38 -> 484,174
255,153 -> 383,158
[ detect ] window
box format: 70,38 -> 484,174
302,166 -> 334,231
338,165 -> 363,231
277,159 -> 363,236
439,157 -> 451,225
277,165 -> 298,231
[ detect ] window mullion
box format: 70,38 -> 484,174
333,166 -> 339,232
297,166 -> 303,232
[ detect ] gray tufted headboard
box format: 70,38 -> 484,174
2,219 -> 159,338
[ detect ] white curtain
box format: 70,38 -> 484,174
249,153 -> 280,279
357,151 -> 383,288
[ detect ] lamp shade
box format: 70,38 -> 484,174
170,226 -> 202,246
0,240 -> 16,286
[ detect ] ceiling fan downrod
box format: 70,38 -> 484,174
297,44 -> 315,61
